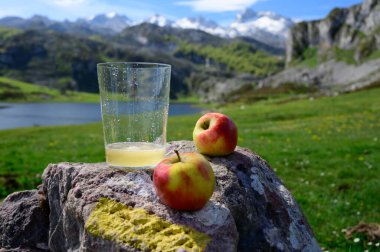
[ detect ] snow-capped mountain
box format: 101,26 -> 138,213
144,15 -> 226,37
143,10 -> 293,48
0,9 -> 294,48
228,9 -> 294,48
81,12 -> 132,32
172,17 -> 227,37
146,14 -> 173,27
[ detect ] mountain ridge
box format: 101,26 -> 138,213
0,22 -> 283,101
0,9 -> 294,49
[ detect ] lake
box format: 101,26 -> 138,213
0,102 -> 202,130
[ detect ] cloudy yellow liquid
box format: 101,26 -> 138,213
106,142 -> 165,168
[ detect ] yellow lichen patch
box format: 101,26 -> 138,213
85,198 -> 210,251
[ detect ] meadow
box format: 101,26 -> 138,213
0,87 -> 379,251
0,77 -> 99,102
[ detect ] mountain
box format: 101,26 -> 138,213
0,9 -> 293,49
228,9 -> 294,48
0,22 -> 283,101
0,15 -> 55,30
286,0 -> 380,64
260,0 -> 380,93
78,13 -> 132,33
0,13 -> 131,36
172,17 -> 227,37
116,23 -> 226,50
145,14 -> 174,27
143,15 -> 227,37
0,27 -> 196,97
0,15 -> 106,36
0,10 -> 288,102
143,11 -> 294,48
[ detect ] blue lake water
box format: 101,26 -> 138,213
0,102 -> 202,130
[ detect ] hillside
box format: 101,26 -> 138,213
0,27 -> 192,98
0,10 -> 294,48
286,0 -> 380,65
260,0 -> 380,93
0,23 -> 283,101
0,77 -> 99,102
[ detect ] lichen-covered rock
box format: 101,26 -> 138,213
42,160 -> 238,251
0,141 -> 321,251
85,198 -> 211,251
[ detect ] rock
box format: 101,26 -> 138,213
0,141 -> 321,251
189,71 -> 258,104
259,58 -> 380,93
286,0 -> 380,64
267,0 -> 380,94
0,189 -> 49,251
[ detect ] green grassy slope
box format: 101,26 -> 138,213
0,77 -> 99,102
0,27 -> 22,40
175,41 -> 283,76
0,88 -> 379,251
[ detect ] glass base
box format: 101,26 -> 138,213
107,163 -> 156,171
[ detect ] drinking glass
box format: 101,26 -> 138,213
97,62 -> 171,169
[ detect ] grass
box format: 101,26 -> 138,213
0,77 -> 100,102
366,50 -> 380,62
172,93 -> 201,104
176,41 -> 283,77
0,88 -> 379,251
334,47 -> 356,65
0,76 -> 198,104
296,46 -> 380,68
0,26 -> 21,40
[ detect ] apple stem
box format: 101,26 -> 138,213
174,150 -> 182,162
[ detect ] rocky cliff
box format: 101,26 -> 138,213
286,0 -> 380,64
260,0 -> 380,93
0,141 -> 321,252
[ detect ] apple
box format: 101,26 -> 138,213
153,150 -> 215,211
193,113 -> 237,156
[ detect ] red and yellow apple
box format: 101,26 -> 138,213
153,150 -> 215,211
193,113 -> 238,156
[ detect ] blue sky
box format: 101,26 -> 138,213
0,0 -> 362,25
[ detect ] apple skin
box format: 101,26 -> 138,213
153,152 -> 215,211
193,113 -> 238,156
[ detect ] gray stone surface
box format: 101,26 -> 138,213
0,141 -> 321,252
191,72 -> 258,104
0,190 -> 49,251
261,0 -> 380,93
259,58 -> 380,93
286,0 -> 380,64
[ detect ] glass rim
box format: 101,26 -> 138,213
97,62 -> 171,69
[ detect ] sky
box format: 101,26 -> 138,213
0,0 -> 363,26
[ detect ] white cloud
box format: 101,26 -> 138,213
19,0 -> 155,21
49,0 -> 88,7
176,0 -> 262,12
0,0 -> 168,22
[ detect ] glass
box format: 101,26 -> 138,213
97,62 -> 171,169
